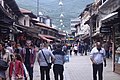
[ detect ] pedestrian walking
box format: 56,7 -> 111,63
52,44 -> 65,80
84,43 -> 88,55
70,45 -> 73,55
103,41 -> 110,58
73,44 -> 78,55
62,44 -> 68,54
0,42 -> 9,80
14,43 -> 22,55
90,42 -> 106,80
78,43 -> 84,56
9,54 -> 24,80
37,43 -> 55,80
21,40 -> 36,80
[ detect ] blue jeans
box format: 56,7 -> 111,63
105,50 -> 109,58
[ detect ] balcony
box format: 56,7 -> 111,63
99,0 -> 120,13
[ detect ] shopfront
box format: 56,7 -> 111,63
0,26 -> 10,43
114,22 -> 120,74
101,10 -> 120,74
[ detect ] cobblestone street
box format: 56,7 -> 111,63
33,54 -> 120,80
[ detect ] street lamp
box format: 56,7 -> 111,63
59,1 -> 63,6
62,25 -> 65,28
60,13 -> 64,18
60,19 -> 63,23
59,28 -> 62,30
60,22 -> 63,25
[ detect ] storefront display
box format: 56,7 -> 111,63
114,24 -> 120,74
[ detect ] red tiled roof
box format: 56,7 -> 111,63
20,8 -> 32,13
42,34 -> 56,39
35,23 -> 57,31
38,34 -> 53,42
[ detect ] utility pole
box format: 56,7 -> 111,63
37,0 -> 39,16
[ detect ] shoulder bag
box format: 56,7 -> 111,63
0,59 -> 9,71
41,50 -> 52,69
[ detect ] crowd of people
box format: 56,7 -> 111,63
0,40 -> 37,80
0,40 -> 68,80
0,39 -> 113,80
68,42 -> 90,56
68,40 -> 112,58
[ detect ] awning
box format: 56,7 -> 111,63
101,12 -> 119,24
81,34 -> 90,40
39,34 -> 53,42
27,32 -> 39,39
42,35 -> 56,39
14,24 -> 38,34
92,32 -> 100,38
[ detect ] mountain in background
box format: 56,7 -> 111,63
15,0 -> 93,31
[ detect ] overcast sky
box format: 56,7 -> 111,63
16,0 -> 93,31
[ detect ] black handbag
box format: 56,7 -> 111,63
41,50 -> 52,69
0,59 -> 9,71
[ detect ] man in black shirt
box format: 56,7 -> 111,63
21,40 -> 36,80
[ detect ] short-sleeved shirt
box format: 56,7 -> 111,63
38,48 -> 55,66
53,50 -> 65,65
90,47 -> 106,64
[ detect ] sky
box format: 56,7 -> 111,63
16,0 -> 93,32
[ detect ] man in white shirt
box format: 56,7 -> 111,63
37,43 -> 55,80
90,42 -> 106,80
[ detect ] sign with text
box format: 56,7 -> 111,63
0,28 -> 10,34
100,27 -> 112,33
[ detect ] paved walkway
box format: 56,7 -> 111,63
33,54 -> 120,80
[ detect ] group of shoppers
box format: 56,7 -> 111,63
0,40 -> 37,80
0,40 -> 67,80
69,42 -> 89,56
0,39 -> 108,80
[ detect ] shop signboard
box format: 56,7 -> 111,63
100,27 -> 112,33
0,28 -> 10,34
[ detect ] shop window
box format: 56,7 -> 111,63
40,17 -> 44,23
43,29 -> 48,35
24,20 -> 26,26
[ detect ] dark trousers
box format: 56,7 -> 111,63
84,49 -> 87,55
25,64 -> 33,80
105,50 -> 109,58
40,66 -> 50,80
70,50 -> 72,55
93,63 -> 103,80
74,50 -> 77,55
53,64 -> 64,80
